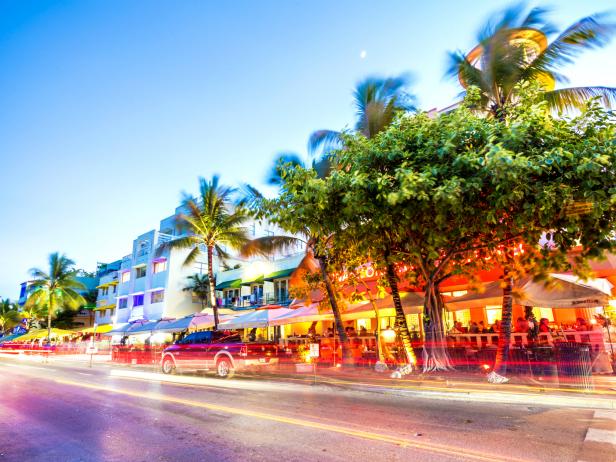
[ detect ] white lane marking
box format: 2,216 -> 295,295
594,410 -> 616,421
77,372 -> 92,376
584,428 -> 616,446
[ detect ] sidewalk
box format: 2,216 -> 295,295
5,351 -> 615,409
49,354 -> 616,410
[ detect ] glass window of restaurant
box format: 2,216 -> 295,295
532,307 -> 554,322
455,309 -> 471,327
486,306 -> 502,325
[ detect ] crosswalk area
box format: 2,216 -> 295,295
578,410 -> 616,462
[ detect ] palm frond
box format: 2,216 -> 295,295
307,130 -> 343,157
183,246 -> 203,267
526,14 -> 616,80
240,235 -> 304,258
543,86 -> 616,111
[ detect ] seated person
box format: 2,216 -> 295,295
575,317 -> 588,332
539,318 -> 551,333
359,326 -> 368,336
469,322 -> 479,334
449,321 -> 464,334
478,321 -> 486,333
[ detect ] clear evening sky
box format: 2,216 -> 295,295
1,1 -> 615,298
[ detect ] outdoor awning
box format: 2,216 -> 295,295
446,274 -> 613,311
0,333 -> 26,343
343,292 -> 425,320
240,276 -> 264,286
269,304 -> 334,326
107,322 -> 136,335
263,268 -> 296,281
220,308 -> 293,329
93,304 -> 115,312
73,324 -> 114,335
128,319 -> 174,334
154,313 -> 235,333
215,279 -> 242,290
17,328 -> 75,341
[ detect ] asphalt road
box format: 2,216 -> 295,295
0,357 -> 613,462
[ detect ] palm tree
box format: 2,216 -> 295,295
184,273 -> 211,312
0,299 -> 20,336
449,4 -> 616,117
81,289 -> 98,327
308,74 -> 415,156
19,303 -> 46,329
158,176 -> 251,329
27,253 -> 86,341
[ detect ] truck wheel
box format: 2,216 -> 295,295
216,357 -> 234,379
161,357 -> 176,375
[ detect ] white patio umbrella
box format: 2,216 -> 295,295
219,307 -> 294,329
269,304 -> 334,326
446,274 -> 612,311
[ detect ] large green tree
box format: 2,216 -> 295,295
242,167 -> 356,364
448,4 -> 616,116
337,84 -> 616,372
158,175 -> 251,329
27,253 -> 86,341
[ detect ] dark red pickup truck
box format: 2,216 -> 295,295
161,330 -> 278,378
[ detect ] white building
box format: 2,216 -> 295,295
110,203 -> 304,325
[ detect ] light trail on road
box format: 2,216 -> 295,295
52,375 -> 530,462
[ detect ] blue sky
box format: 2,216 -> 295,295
1,0 -> 615,298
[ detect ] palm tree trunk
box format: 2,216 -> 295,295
207,246 -> 219,330
422,281 -> 454,372
385,262 -> 417,367
317,256 -> 352,365
47,292 -> 53,341
494,275 -> 514,376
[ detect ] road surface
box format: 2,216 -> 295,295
0,357 -> 613,462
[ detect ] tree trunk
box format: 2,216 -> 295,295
317,256 -> 352,365
494,275 -> 514,375
359,280 -> 385,363
385,262 -> 417,367
47,292 -> 53,341
368,298 -> 386,363
207,246 -> 219,330
422,281 -> 454,372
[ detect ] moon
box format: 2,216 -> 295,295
360,50 -> 367,59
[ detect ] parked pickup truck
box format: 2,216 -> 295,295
161,330 -> 278,378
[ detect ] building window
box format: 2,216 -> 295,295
533,307 -> 554,322
133,294 -> 144,306
135,266 -> 146,279
150,290 -> 164,304
121,271 -> 130,283
118,298 -> 128,309
100,287 -> 108,297
110,285 -> 115,294
153,260 -> 167,274
486,306 -> 502,325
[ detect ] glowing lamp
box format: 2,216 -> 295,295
482,364 -> 491,371
381,328 -> 396,343
590,318 -> 597,325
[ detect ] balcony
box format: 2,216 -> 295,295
265,294 -> 291,306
